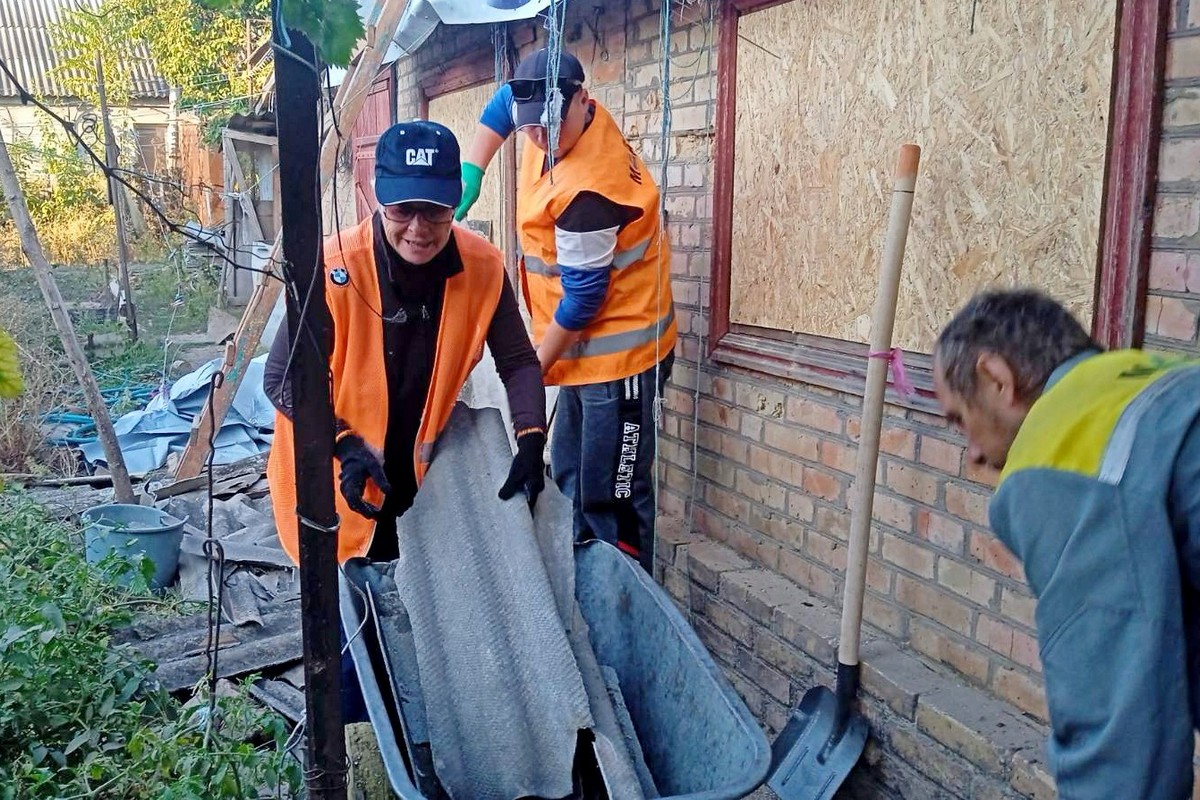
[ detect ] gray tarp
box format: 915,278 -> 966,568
80,354 -> 274,475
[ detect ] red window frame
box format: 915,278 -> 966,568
709,0 -> 1169,406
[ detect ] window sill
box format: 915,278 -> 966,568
709,326 -> 942,415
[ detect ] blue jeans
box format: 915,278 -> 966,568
550,353 -> 674,574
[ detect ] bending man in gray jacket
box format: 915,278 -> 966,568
933,288 -> 1200,799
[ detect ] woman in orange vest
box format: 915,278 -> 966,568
264,119 -> 547,568
455,50 -> 676,573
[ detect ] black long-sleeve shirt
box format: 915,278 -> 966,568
264,215 -> 545,547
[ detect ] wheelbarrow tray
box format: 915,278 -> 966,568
339,540 -> 771,800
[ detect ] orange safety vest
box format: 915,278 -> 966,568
266,219 -> 504,564
517,101 -> 676,387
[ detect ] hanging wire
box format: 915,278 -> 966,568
542,0 -> 568,171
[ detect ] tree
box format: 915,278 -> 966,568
52,0 -> 273,137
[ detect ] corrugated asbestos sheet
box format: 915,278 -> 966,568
391,405 -> 594,800
0,0 -> 168,99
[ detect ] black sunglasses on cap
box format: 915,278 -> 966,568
507,78 -> 583,103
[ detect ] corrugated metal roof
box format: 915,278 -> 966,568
0,0 -> 169,100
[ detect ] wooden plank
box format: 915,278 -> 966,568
225,128 -> 278,147
223,133 -> 267,243
170,0 -> 411,483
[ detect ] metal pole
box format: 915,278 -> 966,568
95,54 -> 138,342
271,4 -> 346,796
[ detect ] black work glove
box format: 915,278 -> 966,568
498,430 -> 547,508
334,433 -> 391,519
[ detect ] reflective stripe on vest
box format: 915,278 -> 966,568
524,235 -> 654,277
563,308 -> 675,360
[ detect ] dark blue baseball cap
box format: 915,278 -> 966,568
374,120 -> 462,208
509,48 -> 586,130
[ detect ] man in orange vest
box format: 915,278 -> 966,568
456,49 -> 677,573
264,119 -> 548,568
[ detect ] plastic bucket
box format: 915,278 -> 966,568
81,504 -> 186,590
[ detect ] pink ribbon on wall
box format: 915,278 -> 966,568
868,347 -> 915,399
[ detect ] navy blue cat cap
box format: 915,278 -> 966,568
374,120 -> 462,208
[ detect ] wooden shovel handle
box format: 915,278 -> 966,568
838,144 -> 921,667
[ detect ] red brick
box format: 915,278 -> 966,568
805,530 -> 847,572
993,667 -> 1048,723
786,397 -> 842,433
735,384 -> 786,417
710,376 -> 735,403
863,594 -> 907,637
846,420 -> 917,460
705,485 -> 749,523
969,532 -> 1025,582
763,421 -> 820,460
975,614 -> 1015,658
1150,251 -> 1190,291
915,509 -> 966,553
1153,195 -> 1200,238
778,550 -> 838,600
719,431 -> 750,461
1011,630 -> 1041,672
938,558 -> 997,607
1168,35 -> 1200,79
866,558 -> 895,594
896,575 -> 973,636
1154,296 -> 1200,341
886,463 -> 939,505
1000,588 -> 1036,630
814,505 -> 850,541
909,620 -> 990,684
871,492 -> 915,532
819,439 -> 857,475
740,413 -> 764,441
945,484 -> 991,527
748,445 -> 801,485
736,469 -> 788,511
919,437 -> 963,476
962,459 -> 1001,488
1160,138 -> 1200,182
882,535 -> 936,579
787,492 -> 815,524
802,466 -> 845,503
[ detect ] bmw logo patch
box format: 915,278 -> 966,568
329,267 -> 349,286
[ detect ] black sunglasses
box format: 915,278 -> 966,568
508,78 -> 583,103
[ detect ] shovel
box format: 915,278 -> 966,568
767,144 -> 922,800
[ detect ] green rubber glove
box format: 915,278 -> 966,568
455,162 -> 486,221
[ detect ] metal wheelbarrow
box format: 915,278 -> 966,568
339,539 -> 773,799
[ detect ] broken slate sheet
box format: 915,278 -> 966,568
391,403 -> 592,800
80,354 -> 275,475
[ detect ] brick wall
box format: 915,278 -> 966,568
1151,0 -> 1200,353
379,1 -> 1198,795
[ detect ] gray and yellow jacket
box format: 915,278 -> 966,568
989,349 -> 1200,799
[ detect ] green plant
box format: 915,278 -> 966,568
202,0 -> 364,66
0,493 -> 302,798
0,122 -> 116,266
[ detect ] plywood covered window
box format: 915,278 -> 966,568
711,0 -> 1167,401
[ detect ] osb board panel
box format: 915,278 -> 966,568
428,81 -> 504,244
728,0 -> 1114,351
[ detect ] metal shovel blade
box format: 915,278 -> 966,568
766,686 -> 869,800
